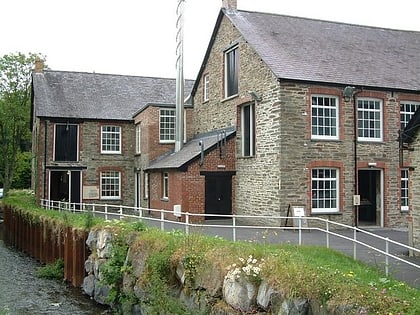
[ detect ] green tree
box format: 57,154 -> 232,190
0,52 -> 46,194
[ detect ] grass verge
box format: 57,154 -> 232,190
2,190 -> 419,314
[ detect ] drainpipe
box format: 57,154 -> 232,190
344,86 -> 360,228
353,93 -> 359,228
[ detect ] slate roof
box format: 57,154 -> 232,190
32,70 -> 194,120
146,126 -> 236,170
193,9 -> 420,95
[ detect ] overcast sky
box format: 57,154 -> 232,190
1,0 -> 419,79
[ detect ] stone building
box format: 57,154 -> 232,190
401,112 -> 420,250
185,2 -> 420,227
31,1 -> 420,230
31,67 -> 193,207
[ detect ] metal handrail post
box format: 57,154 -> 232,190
299,218 -> 302,245
161,211 -> 165,231
120,206 -> 123,220
353,229 -> 357,260
326,221 -> 330,248
385,238 -> 389,276
105,205 -> 108,221
185,213 -> 189,235
232,216 -> 236,242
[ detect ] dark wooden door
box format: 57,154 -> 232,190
205,175 -> 232,218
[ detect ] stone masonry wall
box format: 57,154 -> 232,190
83,228 -> 377,314
82,120 -> 135,206
191,13 -> 414,228
33,118 -> 135,206
407,130 -> 420,251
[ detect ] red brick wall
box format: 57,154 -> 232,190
149,134 -> 236,222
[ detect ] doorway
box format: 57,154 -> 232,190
49,170 -> 81,206
204,174 -> 232,219
358,169 -> 383,226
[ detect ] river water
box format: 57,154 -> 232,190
0,225 -> 109,315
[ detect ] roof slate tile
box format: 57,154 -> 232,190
225,10 -> 420,90
33,71 -> 194,120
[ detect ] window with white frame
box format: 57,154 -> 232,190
101,125 -> 121,153
162,172 -> 169,199
224,46 -> 238,98
401,169 -> 409,211
357,98 -> 382,142
311,95 -> 339,140
400,101 -> 420,130
135,123 -> 141,154
101,171 -> 121,199
203,74 -> 209,102
241,103 -> 255,157
311,168 -> 339,213
159,109 -> 176,143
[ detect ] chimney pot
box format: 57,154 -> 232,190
34,59 -> 44,73
222,0 -> 237,11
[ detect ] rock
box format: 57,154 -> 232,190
94,279 -> 110,305
195,263 -> 224,297
176,261 -> 186,285
96,230 -> 113,258
84,256 -> 94,273
279,298 -> 309,315
86,230 -> 98,249
82,274 -> 95,297
257,280 -> 278,310
223,276 -> 257,312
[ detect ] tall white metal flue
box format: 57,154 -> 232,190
175,0 -> 185,152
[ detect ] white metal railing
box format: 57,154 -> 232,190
40,199 -> 420,277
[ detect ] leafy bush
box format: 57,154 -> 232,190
36,259 -> 64,280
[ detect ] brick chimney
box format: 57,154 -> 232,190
34,59 -> 44,73
222,0 -> 237,10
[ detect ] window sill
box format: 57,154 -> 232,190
159,141 -> 175,145
310,138 -> 341,143
310,212 -> 342,216
221,94 -> 238,103
161,197 -> 169,202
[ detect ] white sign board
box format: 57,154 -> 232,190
174,204 -> 182,217
292,206 -> 308,228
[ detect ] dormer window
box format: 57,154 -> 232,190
224,45 -> 238,98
